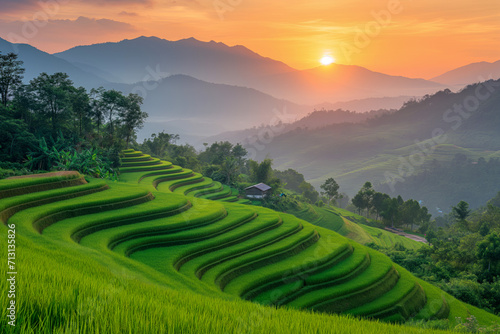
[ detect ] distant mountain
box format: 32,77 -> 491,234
222,79 -> 500,208
315,95 -> 415,113
108,75 -> 308,141
55,36 -> 294,85
253,64 -> 445,104
431,60 -> 500,86
0,37 -> 107,88
55,36 -> 445,104
206,108 -> 391,147
0,37 -> 307,141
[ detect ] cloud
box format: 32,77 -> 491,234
1,0 -> 153,14
119,11 -> 140,17
0,16 -> 137,52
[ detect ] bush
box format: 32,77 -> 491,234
26,136 -> 119,180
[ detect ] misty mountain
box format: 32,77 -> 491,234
315,95 -> 415,113
225,80 -> 500,210
206,108 -> 392,146
252,64 -> 445,104
55,36 -> 294,86
0,38 -> 307,141
0,37 -> 107,88
108,75 -> 308,141
55,36 -> 446,104
431,60 -> 500,86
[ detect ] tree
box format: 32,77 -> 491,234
231,143 -> 247,163
380,197 -> 400,227
220,156 -> 239,185
353,182 -> 375,217
249,158 -> 273,184
477,232 -> 500,276
90,87 -> 106,135
0,114 -> 36,163
352,192 -> 364,215
299,181 -> 319,203
28,72 -> 75,134
452,200 -> 471,231
400,199 -> 421,230
0,52 -> 24,106
142,131 -> 179,158
488,191 -> 500,208
371,192 -> 390,220
119,93 -> 147,148
71,87 -> 91,137
320,178 -> 341,205
274,169 -> 306,193
101,89 -> 125,142
170,144 -> 199,171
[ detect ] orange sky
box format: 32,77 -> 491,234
1,0 -> 499,78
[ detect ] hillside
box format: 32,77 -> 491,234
1,150 -> 499,333
0,37 -> 106,89
286,202 -> 423,251
206,108 -> 391,147
431,60 -> 500,86
240,80 -> 500,212
108,75 -> 308,140
0,38 -> 308,142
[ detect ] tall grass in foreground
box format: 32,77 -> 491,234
0,228 -> 455,334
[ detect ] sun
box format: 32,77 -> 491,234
320,55 -> 335,66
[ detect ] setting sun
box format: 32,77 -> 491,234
320,55 -> 335,66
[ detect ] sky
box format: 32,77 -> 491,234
0,0 -> 499,79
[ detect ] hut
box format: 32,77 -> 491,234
245,183 -> 271,199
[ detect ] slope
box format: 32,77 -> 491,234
288,203 -> 423,250
0,151 -> 498,333
0,37 -> 107,89
245,80 -> 500,205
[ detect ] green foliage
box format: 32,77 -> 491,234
452,200 -> 471,226
274,168 -> 306,193
476,232 -> 500,277
299,181 -> 319,203
26,134 -> 119,179
1,158 -> 500,332
0,52 -> 24,106
28,72 -> 75,134
488,191 -> 500,208
0,113 -> 36,163
378,157 -> 500,213
320,177 -> 341,205
0,64 -> 148,169
352,182 -> 375,217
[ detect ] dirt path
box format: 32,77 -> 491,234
384,227 -> 428,243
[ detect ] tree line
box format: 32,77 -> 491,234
375,193 -> 500,317
0,52 -> 148,168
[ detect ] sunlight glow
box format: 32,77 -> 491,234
320,55 -> 335,66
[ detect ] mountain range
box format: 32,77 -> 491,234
228,79 -> 500,214
431,60 -> 500,85
1,36 -> 498,142
54,36 -> 448,105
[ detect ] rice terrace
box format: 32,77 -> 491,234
1,0 -> 500,333
1,150 -> 499,333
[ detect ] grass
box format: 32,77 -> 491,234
292,203 -> 423,250
0,230 -> 459,334
118,151 -> 246,204
0,151 -> 499,333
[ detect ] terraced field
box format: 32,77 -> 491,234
291,203 -> 423,250
1,151 -> 499,333
119,149 -> 249,204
